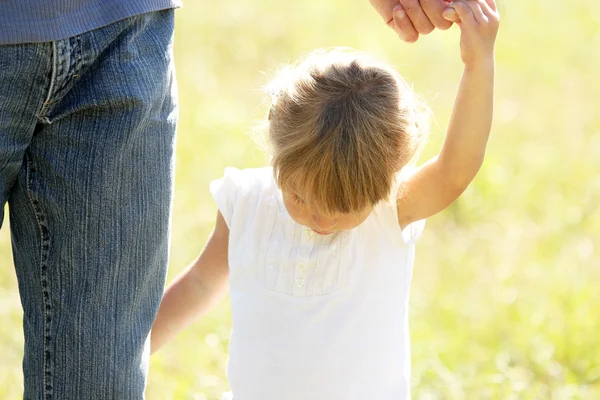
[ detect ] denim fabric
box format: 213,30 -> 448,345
0,9 -> 177,399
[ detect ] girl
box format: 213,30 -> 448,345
151,1 -> 499,398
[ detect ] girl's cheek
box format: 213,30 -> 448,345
291,209 -> 309,224
283,200 -> 306,223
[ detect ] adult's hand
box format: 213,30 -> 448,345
370,0 -> 459,43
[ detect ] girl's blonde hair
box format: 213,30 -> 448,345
265,48 -> 429,215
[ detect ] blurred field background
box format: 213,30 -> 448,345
1,0 -> 599,399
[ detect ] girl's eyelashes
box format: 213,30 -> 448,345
292,193 -> 305,205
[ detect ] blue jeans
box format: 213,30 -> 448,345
0,10 -> 177,399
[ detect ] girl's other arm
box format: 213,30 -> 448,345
150,211 -> 230,354
397,0 -> 500,229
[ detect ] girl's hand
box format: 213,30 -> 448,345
442,0 -> 500,69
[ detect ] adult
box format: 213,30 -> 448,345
0,0 -> 453,398
1,1 -> 180,399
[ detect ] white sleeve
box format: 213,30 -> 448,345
400,218 -> 426,245
375,168 -> 425,246
393,168 -> 425,245
372,198 -> 425,246
209,167 -> 243,228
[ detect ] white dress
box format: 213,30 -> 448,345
210,166 -> 425,400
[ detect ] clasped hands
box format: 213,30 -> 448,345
370,0 -> 461,42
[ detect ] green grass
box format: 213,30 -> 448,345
1,0 -> 600,398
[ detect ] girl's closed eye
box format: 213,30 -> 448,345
292,193 -> 305,205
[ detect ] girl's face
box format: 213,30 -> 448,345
281,187 -> 373,235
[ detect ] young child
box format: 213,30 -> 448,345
151,1 -> 499,398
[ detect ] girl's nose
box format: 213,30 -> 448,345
311,214 -> 338,231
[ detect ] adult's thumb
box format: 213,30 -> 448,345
442,7 -> 459,22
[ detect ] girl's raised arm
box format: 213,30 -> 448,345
397,0 -> 499,229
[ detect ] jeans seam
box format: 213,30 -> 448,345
25,153 -> 52,399
39,41 -> 57,120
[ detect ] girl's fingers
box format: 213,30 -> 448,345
462,0 -> 487,24
482,0 -> 498,12
447,1 -> 476,26
475,0 -> 495,19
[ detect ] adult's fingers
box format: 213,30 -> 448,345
421,0 -> 454,30
447,1 -> 476,26
370,0 -> 402,25
399,0 -> 435,34
390,4 -> 420,43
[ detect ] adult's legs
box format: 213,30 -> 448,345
8,10 -> 177,399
